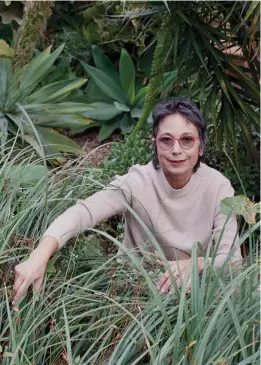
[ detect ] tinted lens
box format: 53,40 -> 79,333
180,136 -> 195,149
158,137 -> 173,150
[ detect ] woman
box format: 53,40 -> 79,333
13,98 -> 242,303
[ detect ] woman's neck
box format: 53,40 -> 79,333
165,171 -> 193,190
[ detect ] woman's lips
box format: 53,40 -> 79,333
168,160 -> 186,166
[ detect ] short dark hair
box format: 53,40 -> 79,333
151,98 -> 208,172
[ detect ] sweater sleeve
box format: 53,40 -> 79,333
211,180 -> 242,269
42,167 -> 143,248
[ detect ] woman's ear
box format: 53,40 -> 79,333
199,147 -> 204,157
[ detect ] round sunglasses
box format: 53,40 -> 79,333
152,135 -> 201,151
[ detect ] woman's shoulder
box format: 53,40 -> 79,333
197,163 -> 232,188
111,162 -> 152,190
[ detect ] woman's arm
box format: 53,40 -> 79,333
13,170 -> 140,303
42,175 -> 134,248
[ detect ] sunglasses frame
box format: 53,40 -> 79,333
152,136 -> 201,150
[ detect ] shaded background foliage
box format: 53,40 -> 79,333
0,1 -> 260,364
0,0 -> 259,194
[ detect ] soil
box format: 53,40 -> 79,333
65,128 -> 124,166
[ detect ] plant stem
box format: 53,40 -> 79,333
131,15 -> 172,135
13,0 -> 54,70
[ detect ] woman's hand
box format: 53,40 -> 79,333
13,236 -> 59,304
156,257 -> 204,294
13,255 -> 47,304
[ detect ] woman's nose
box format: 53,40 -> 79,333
171,140 -> 182,154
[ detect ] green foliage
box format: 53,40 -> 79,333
0,39 -> 13,58
47,1 -> 159,77
133,15 -> 172,134
221,195 -> 260,225
128,1 -> 260,162
0,45 -> 102,162
203,127 -> 260,201
47,2 -> 93,74
102,128 -> 153,175
3,163 -> 47,187
70,45 -> 149,140
70,45 -> 176,141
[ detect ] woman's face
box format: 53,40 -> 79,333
156,113 -> 203,184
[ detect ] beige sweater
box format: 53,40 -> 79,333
43,162 -> 242,269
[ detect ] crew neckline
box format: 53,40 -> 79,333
158,163 -> 202,198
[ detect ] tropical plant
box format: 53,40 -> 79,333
69,45 -> 176,141
130,1 -> 260,163
76,45 -> 150,141
0,44 -> 115,162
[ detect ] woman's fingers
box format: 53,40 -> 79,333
186,278 -> 192,293
33,276 -> 44,293
156,260 -> 193,294
159,278 -> 172,293
157,272 -> 169,291
157,269 -> 179,293
13,275 -> 24,295
13,280 -> 30,304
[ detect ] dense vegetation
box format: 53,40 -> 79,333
0,1 -> 260,364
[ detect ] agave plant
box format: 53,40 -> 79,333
0,44 -> 102,162
70,45 -> 175,141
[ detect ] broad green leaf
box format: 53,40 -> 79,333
36,126 -> 84,155
20,45 -> 64,91
5,164 -> 47,186
81,62 -> 125,104
46,259 -> 57,274
33,114 -> 93,129
84,80 -> 112,103
119,48 -> 136,105
82,102 -> 123,121
70,121 -> 100,135
28,78 -> 87,104
130,107 -> 142,118
120,113 -> 135,134
98,119 -> 120,141
220,195 -> 260,224
114,101 -> 130,112
0,116 -> 8,151
0,39 -> 13,58
133,86 -> 148,106
92,45 -> 120,84
23,102 -> 119,117
82,21 -> 100,44
0,57 -> 13,107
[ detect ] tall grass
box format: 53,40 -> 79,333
0,141 -> 260,365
